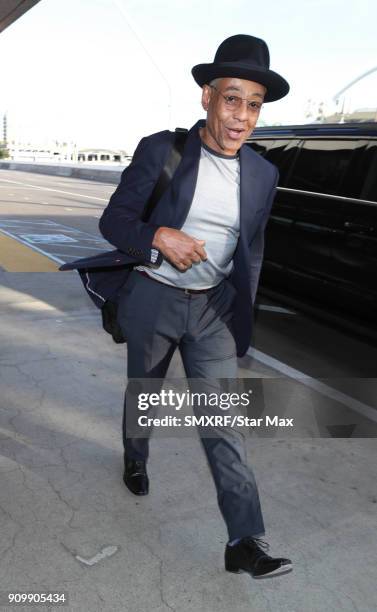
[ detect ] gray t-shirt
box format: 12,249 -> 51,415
136,142 -> 240,289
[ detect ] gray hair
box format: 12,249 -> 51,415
208,77 -> 221,88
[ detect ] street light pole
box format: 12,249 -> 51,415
112,0 -> 172,129
333,66 -> 377,103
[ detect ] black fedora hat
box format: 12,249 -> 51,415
192,34 -> 289,102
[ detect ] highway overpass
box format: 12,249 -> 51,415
0,0 -> 40,33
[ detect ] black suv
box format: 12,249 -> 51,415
247,123 -> 377,335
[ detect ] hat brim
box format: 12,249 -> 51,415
191,62 -> 289,102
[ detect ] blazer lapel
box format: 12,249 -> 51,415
149,120 -> 203,229
239,144 -> 265,245
171,120 -> 203,229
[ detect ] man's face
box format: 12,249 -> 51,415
200,77 -> 266,156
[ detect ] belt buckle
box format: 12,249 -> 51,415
184,288 -> 190,295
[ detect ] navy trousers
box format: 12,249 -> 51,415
118,270 -> 265,540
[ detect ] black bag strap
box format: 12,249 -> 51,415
102,127 -> 188,344
142,127 -> 188,222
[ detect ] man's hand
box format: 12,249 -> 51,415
152,227 -> 207,271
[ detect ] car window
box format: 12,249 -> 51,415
247,139 -> 275,156
359,143 -> 377,202
248,139 -> 301,184
287,139 -> 361,196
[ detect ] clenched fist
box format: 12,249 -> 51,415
152,227 -> 207,271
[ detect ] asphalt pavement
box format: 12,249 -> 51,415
0,169 -> 376,612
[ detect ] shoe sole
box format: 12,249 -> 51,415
226,563 -> 293,579
253,564 -> 293,579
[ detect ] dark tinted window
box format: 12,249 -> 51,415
359,143 -> 377,202
247,139 -> 301,184
247,139 -> 274,156
288,140 -> 358,195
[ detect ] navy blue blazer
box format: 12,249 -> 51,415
63,119 -> 278,357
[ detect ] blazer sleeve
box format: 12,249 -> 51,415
249,166 -> 279,305
99,132 -> 173,265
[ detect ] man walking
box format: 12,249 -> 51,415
99,34 -> 292,578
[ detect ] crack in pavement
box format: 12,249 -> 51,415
142,532 -> 176,612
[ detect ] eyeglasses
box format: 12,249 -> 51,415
210,85 -> 263,113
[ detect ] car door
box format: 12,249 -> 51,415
332,139 -> 377,321
278,138 -> 362,303
247,138 -> 301,286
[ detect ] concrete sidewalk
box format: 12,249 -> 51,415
0,270 -> 376,612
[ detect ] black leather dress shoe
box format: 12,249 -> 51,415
225,537 -> 292,578
123,459 -> 149,495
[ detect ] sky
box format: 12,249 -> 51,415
0,0 -> 376,153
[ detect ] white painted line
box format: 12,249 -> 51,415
0,178 -> 108,202
247,347 -> 377,424
0,219 -> 105,240
75,545 -> 119,566
58,237 -> 106,243
256,304 -> 296,314
50,244 -> 106,250
34,219 -> 103,238
65,207 -> 73,211
0,228 -> 65,265
20,234 -> 78,244
0,219 -> 57,226
47,253 -> 83,257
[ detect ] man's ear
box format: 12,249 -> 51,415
201,85 -> 211,111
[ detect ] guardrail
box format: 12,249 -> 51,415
0,160 -> 125,184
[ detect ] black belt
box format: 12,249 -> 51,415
136,270 -> 217,294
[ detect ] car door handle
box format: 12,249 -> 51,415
344,221 -> 375,232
